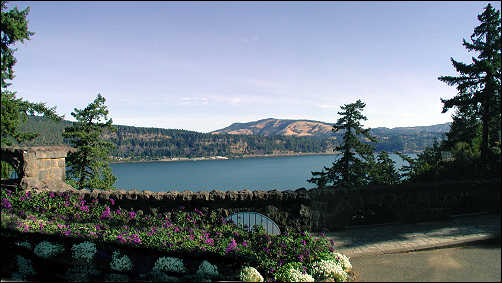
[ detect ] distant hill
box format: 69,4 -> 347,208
211,118 -> 334,137
15,116 -> 450,160
211,118 -> 451,137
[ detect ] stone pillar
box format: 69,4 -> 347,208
1,146 -> 75,191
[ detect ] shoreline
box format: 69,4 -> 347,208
109,152 -> 342,164
109,150 -> 421,164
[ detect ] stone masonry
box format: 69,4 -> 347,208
1,146 -> 74,191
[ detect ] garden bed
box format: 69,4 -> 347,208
1,187 -> 354,281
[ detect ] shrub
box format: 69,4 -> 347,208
274,262 -> 314,282
239,266 -> 264,282
309,259 -> 348,282
196,260 -> 219,278
34,241 -> 64,259
72,241 -> 97,264
110,250 -> 133,272
152,256 -> 186,274
15,255 -> 36,279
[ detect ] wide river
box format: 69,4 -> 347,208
110,153 -> 416,192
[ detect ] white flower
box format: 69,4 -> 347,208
34,241 -> 64,259
333,252 -> 352,272
240,266 -> 264,282
110,250 -> 133,272
286,268 -> 315,282
196,260 -> 219,278
72,241 -> 97,264
310,259 -> 348,282
152,256 -> 186,274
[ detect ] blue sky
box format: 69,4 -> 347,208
7,1 -> 501,132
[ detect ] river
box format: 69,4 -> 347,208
110,153 -> 416,192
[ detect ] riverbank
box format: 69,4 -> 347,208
110,151 -> 342,164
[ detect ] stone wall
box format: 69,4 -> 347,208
49,178 -> 500,232
1,146 -> 74,191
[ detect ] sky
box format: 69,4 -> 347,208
7,1 -> 501,133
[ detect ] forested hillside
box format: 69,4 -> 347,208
16,116 -> 447,160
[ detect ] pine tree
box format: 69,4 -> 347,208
1,1 -> 62,147
1,1 -> 62,179
438,3 -> 501,167
63,94 -> 117,190
368,151 -> 401,185
308,99 -> 376,188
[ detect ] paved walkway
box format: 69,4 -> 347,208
326,213 -> 500,258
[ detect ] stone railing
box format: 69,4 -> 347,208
50,178 -> 500,232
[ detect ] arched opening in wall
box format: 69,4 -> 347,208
225,212 -> 281,235
1,160 -> 21,188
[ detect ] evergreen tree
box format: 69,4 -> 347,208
308,99 -> 376,188
368,151 -> 401,185
398,140 -> 443,182
438,3 -> 501,167
63,94 -> 117,190
1,1 -> 61,147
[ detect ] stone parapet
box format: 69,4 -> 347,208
1,146 -> 74,191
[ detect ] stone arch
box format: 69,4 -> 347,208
225,211 -> 281,235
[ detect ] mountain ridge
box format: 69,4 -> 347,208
211,118 -> 451,137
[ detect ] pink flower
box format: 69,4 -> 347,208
242,241 -> 248,247
225,238 -> 238,253
128,211 -> 136,219
205,238 -> 214,246
110,198 -> 115,206
101,206 -> 111,219
80,205 -> 89,212
49,192 -> 55,198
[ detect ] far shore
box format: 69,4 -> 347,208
109,152 -> 342,164
110,150 -> 421,164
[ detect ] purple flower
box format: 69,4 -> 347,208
242,241 -> 248,247
117,235 -> 127,243
80,200 -> 86,206
129,211 -> 136,219
263,247 -> 270,254
80,205 -> 89,212
1,198 -> 12,209
110,198 -> 115,206
205,238 -> 214,246
64,201 -> 71,207
49,192 -> 55,198
173,226 -> 180,233
101,206 -> 111,219
89,231 -> 97,238
95,225 -> 101,230
225,238 -> 238,254
115,209 -> 121,215
194,208 -> 203,216
301,239 -> 307,246
132,234 -> 141,244
64,230 -> 71,236
298,254 -> 304,262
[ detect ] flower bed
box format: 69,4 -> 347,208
1,187 -> 353,281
